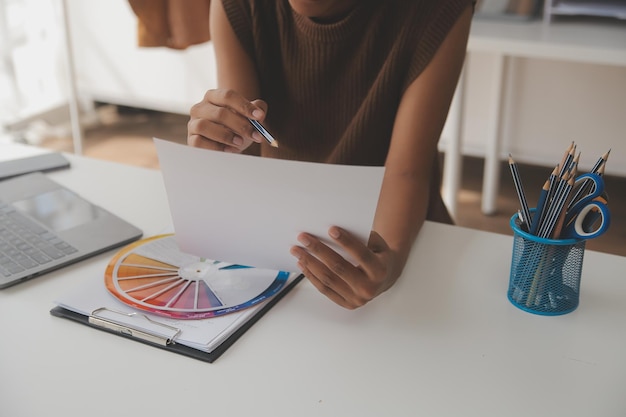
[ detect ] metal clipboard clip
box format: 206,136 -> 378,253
89,307 -> 181,346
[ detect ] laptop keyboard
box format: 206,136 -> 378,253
0,202 -> 78,278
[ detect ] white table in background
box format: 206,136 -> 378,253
443,18 -> 626,217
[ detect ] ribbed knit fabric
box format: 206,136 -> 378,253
222,0 -> 473,222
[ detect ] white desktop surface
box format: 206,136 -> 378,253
1,143 -> 625,417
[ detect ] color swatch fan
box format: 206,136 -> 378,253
104,235 -> 289,319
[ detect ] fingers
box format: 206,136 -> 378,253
187,89 -> 268,151
198,88 -> 265,120
291,232 -> 357,292
329,227 -> 389,280
290,228 -> 388,309
187,119 -> 245,152
250,99 -> 268,116
295,260 -> 354,309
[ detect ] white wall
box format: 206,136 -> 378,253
64,0 -> 626,177
1,0 -> 68,125
65,0 -> 217,115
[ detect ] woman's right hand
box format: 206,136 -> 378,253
187,89 -> 268,153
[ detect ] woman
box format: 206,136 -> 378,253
188,0 -> 474,309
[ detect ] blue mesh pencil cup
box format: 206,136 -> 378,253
508,211 -> 586,315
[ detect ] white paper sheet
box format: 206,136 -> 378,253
153,139 -> 384,272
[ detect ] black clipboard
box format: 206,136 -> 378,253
50,274 -> 304,363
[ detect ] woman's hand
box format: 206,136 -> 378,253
187,88 -> 267,153
290,227 -> 399,309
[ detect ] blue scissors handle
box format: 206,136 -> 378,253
570,173 -> 604,203
562,172 -> 610,240
562,199 -> 610,240
568,173 -> 604,215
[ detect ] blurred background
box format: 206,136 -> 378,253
1,0 -> 625,256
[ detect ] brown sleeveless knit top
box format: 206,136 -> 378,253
222,0 -> 473,222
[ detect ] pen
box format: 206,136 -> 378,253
249,118 -> 279,148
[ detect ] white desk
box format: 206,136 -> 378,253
443,18 -> 626,217
1,143 -> 626,417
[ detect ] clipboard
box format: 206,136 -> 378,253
50,274 -> 303,363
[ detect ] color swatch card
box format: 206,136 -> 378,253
104,235 -> 291,319
54,235 -> 302,354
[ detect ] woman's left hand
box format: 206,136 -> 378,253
290,227 -> 398,309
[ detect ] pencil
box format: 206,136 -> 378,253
526,175 -> 565,304
551,174 -> 576,239
530,179 -> 550,236
568,151 -> 580,174
527,173 -> 577,306
249,118 -> 279,148
558,142 -> 575,177
508,155 -> 532,232
567,149 -> 610,210
591,149 -> 611,174
539,172 -> 573,239
537,171 -> 568,238
537,170 -> 565,237
545,164 -> 559,208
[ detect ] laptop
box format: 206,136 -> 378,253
0,152 -> 71,180
0,172 -> 143,289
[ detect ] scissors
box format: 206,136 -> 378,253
562,173 -> 610,240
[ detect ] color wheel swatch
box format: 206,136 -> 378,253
105,235 -> 289,319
